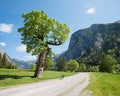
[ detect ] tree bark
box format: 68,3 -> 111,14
33,49 -> 48,78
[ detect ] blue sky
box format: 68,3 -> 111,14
0,0 -> 120,61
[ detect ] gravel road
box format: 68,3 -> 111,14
0,73 -> 89,96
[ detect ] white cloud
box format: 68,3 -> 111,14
25,55 -> 37,61
16,45 -> 26,52
86,7 -> 95,14
0,23 -> 13,33
0,42 -> 6,47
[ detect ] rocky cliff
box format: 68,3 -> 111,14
0,48 -> 13,63
0,48 -> 17,68
62,21 -> 120,61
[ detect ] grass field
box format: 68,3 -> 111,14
86,72 -> 120,96
0,69 -> 76,87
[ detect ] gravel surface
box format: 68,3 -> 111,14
0,73 -> 89,96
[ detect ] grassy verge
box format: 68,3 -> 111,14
0,69 -> 76,87
86,72 -> 120,96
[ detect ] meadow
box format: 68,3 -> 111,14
86,72 -> 120,96
1,69 -> 120,96
0,69 -> 76,87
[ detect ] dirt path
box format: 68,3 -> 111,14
0,73 -> 89,96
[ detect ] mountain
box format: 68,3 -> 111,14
11,58 -> 36,69
61,21 -> 120,64
0,48 -> 4,56
0,48 -> 12,63
0,48 -> 35,69
0,48 -> 16,68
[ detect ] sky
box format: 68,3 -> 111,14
0,0 -> 120,61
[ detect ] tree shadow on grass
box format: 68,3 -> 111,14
0,75 -> 30,80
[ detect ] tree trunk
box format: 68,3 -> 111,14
33,49 -> 48,78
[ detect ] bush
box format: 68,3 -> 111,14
87,66 -> 99,72
30,64 -> 36,70
44,58 -> 55,70
99,55 -> 117,73
66,60 -> 79,72
114,64 -> 120,74
78,63 -> 87,72
79,64 -> 99,72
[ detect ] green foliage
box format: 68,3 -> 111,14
99,54 -> 117,73
0,69 -> 76,87
2,53 -> 9,68
87,73 -> 120,96
44,49 -> 55,70
30,64 -> 36,70
78,63 -> 87,72
78,63 -> 98,72
77,50 -> 101,66
18,10 -> 70,77
57,56 -> 67,71
77,52 -> 117,73
114,64 -> 120,74
18,10 -> 70,55
87,66 -> 99,72
76,24 -> 120,69
44,57 -> 55,70
0,53 -> 2,67
103,30 -> 120,64
66,60 -> 79,72
0,53 -> 17,69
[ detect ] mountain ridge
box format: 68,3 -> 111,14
61,21 -> 120,64
0,48 -> 13,63
11,58 -> 35,69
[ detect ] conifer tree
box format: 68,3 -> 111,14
2,53 -> 9,68
0,53 -> 2,68
57,56 -> 67,71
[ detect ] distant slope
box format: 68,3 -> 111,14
0,48 -> 12,63
61,21 -> 120,64
0,48 -> 4,56
0,48 -> 35,69
11,58 -> 35,69
0,48 -> 16,68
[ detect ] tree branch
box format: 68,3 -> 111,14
46,41 -> 61,45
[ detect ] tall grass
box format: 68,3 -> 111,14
87,72 -> 120,96
0,69 -> 76,87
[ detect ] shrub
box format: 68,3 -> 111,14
66,60 -> 79,72
99,55 -> 117,73
114,64 -> 120,74
78,63 -> 87,72
87,66 -> 99,72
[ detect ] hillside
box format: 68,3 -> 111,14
61,21 -> 120,65
0,48 -> 36,69
11,59 -> 35,69
0,48 -> 12,63
0,48 -> 16,68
